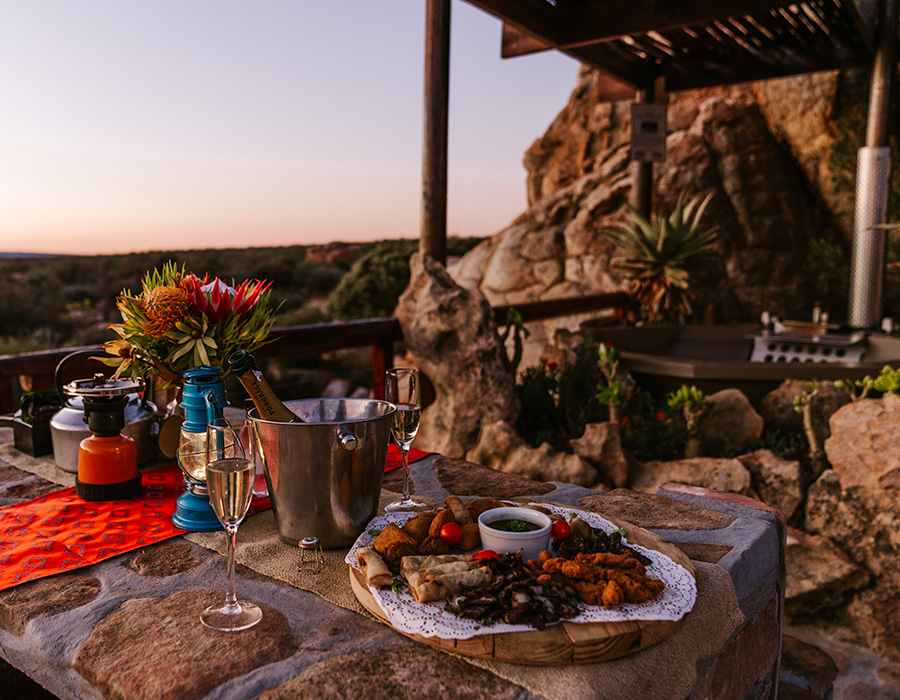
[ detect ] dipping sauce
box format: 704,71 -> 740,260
487,518 -> 542,533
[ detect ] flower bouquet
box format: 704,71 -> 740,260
100,261 -> 276,388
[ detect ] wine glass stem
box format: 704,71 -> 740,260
224,524 -> 239,612
400,443 -> 411,501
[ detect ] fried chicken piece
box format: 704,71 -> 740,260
401,511 -> 437,543
419,535 -> 452,555
601,580 -> 624,608
572,580 -> 605,606
381,541 -> 419,572
576,551 -> 646,574
373,523 -> 419,555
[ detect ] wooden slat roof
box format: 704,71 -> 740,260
466,0 -> 880,100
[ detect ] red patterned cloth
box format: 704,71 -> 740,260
385,444 -> 431,473
0,447 -> 431,591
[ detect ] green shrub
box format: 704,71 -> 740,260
619,391 -> 688,462
515,341 -> 606,452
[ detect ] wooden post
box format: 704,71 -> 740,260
629,72 -> 666,220
421,0 -> 450,266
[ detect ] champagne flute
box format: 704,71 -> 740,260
200,421 -> 262,631
384,368 -> 425,512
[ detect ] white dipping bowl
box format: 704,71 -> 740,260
477,506 -> 552,562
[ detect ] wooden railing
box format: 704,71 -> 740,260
0,293 -> 630,415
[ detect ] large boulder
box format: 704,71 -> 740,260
394,254 -> 518,458
568,421 -> 629,488
628,456 -> 751,495
824,394 -> 900,492
466,420 -> 599,487
785,527 -> 870,616
737,449 -> 803,520
699,389 -> 764,456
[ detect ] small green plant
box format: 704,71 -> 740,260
499,308 -> 530,374
619,391 -> 688,462
667,385 -> 708,458
835,365 -> 900,399
603,191 -> 718,324
596,343 -> 628,421
515,339 -> 605,452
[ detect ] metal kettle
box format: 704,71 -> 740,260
49,350 -> 159,473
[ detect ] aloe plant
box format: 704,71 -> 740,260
604,192 -> 718,324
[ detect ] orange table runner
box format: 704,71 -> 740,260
0,445 -> 430,591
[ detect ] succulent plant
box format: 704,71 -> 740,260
604,192 -> 718,324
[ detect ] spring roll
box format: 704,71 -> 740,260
357,549 -> 394,588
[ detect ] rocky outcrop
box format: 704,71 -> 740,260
466,420 -> 599,487
568,421 -> 629,488
785,527 -> 870,615
738,449 -> 803,521
394,254 -> 518,458
699,389 -> 764,456
628,456 -> 751,495
450,68 -> 851,359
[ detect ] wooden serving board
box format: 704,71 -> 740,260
349,511 -> 695,665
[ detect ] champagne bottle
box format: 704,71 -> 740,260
227,350 -> 302,423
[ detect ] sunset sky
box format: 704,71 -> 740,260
0,1 -> 579,256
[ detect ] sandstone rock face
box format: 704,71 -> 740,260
394,254 -> 518,458
628,456 -> 751,495
805,465 -> 900,662
451,68 -> 848,356
569,421 -> 629,488
699,389 -> 764,456
785,527 -> 870,615
759,379 -> 807,434
824,394 -> 900,492
738,449 -> 803,520
466,420 -> 598,487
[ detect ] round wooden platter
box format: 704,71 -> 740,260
348,511 -> 696,665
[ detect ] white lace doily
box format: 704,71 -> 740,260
345,503 -> 697,639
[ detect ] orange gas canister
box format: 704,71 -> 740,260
65,376 -> 143,501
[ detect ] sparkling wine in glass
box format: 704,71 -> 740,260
200,423 -> 262,631
384,368 -> 425,512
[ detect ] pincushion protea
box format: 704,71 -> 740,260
142,285 -> 191,337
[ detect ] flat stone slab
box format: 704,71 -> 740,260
579,489 -> 735,530
434,456 -> 555,497
124,541 -> 201,578
0,573 -> 101,636
73,588 -> 296,700
260,646 -> 526,700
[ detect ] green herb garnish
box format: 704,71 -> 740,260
507,519 -> 531,532
612,527 -> 626,536
367,528 -> 382,537
391,580 -> 405,595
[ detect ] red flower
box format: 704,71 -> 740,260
181,274 -> 271,323
547,361 -> 558,371
620,416 -> 629,424
604,341 -> 613,347
657,412 -> 666,420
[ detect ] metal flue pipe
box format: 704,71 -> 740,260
848,0 -> 899,329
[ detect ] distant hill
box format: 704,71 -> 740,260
0,252 -> 66,258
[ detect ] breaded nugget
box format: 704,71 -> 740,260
427,508 -> 456,538
381,541 -> 419,571
464,499 -> 509,520
373,523 -> 419,555
577,551 -> 645,574
419,535 -> 451,555
401,511 -> 437,543
456,522 -> 481,551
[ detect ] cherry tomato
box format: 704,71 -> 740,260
439,522 -> 463,545
551,520 -> 571,540
472,549 -> 498,561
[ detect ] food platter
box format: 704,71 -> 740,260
347,503 -> 696,665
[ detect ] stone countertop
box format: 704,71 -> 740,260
0,430 -> 784,700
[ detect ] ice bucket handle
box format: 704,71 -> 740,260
337,426 -> 358,452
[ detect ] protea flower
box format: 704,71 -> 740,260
141,285 -> 191,337
181,274 -> 272,323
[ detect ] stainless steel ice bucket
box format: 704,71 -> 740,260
248,398 -> 396,548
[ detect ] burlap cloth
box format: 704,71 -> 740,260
185,491 -> 745,700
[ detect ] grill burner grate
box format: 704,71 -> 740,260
749,332 -> 866,364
